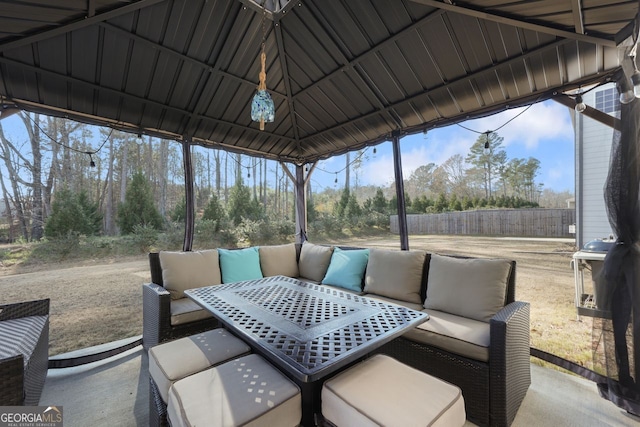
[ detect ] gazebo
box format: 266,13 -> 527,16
1,0 -> 639,419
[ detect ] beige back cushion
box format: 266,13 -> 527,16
159,250 -> 221,299
259,243 -> 299,278
423,254 -> 511,322
363,249 -> 426,304
298,242 -> 333,282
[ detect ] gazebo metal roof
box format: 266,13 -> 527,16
0,0 -> 637,164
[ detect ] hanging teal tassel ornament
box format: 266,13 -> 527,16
251,49 -> 275,130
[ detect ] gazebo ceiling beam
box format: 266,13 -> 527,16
99,22 -> 288,100
571,0 -> 585,35
0,0 -> 168,54
293,8 -> 446,100
409,0 -> 616,47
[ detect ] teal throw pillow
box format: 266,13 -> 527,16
322,248 -> 370,292
218,247 -> 263,283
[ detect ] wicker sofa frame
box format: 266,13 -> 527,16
142,252 -> 219,351
143,248 -> 530,427
374,258 -> 530,427
0,299 -> 50,406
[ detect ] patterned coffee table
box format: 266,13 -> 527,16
185,275 -> 428,426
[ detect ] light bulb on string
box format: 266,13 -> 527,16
574,95 -> 586,113
617,78 -> 635,104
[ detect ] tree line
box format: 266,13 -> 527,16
402,132 -> 543,205
0,115 -> 567,244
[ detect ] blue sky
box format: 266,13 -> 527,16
313,100 -> 575,193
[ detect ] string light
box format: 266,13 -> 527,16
456,96 -> 541,136
23,113 -> 113,167
574,95 -> 586,112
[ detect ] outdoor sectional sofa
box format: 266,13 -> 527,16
142,242 -> 530,427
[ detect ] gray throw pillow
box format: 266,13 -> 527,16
423,254 -> 512,322
363,249 -> 426,304
298,242 -> 333,282
159,250 -> 221,299
259,243 -> 299,278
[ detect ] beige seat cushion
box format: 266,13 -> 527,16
149,329 -> 251,403
159,250 -> 221,299
259,244 -> 299,277
404,309 -> 491,362
322,354 -> 465,427
424,254 -> 512,322
363,249 -> 426,304
167,354 -> 301,427
170,298 -> 213,326
298,242 -> 333,282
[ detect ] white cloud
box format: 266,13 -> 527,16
466,102 -> 573,150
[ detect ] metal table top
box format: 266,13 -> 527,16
185,275 -> 428,383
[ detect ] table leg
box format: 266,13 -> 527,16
297,379 -> 322,426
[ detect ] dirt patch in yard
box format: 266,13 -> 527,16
0,236 -> 595,371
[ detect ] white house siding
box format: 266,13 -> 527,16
574,86 -> 616,248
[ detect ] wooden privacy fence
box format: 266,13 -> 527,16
391,209 -> 576,237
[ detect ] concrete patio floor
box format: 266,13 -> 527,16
40,344 -> 640,427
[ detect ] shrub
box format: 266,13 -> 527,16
194,218 -> 236,249
45,189 -> 102,238
130,224 -> 159,252
157,221 -> 185,250
310,213 -> 344,238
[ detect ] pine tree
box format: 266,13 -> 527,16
45,188 -> 102,238
116,171 -> 163,234
228,180 -> 255,225
371,188 -> 388,213
202,194 -> 226,231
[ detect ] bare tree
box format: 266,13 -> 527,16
104,136 -> 116,235
158,139 -> 169,220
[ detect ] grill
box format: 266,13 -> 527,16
572,237 -> 615,319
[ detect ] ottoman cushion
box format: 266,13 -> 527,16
322,354 -> 465,427
167,354 -> 301,427
149,329 -> 250,403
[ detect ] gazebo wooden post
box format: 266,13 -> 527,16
392,130 -> 409,250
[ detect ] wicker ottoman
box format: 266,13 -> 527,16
148,328 -> 250,426
167,353 -> 301,427
322,354 -> 466,427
